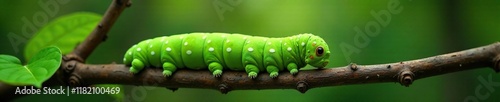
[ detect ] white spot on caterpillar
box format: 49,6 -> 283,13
226,47 -> 232,52
202,35 -> 207,39
133,45 -> 137,47
313,41 -> 317,45
248,47 -> 254,52
184,42 -> 188,46
269,48 -> 275,53
186,50 -> 192,55
136,48 -> 141,52
123,58 -> 126,62
151,51 -> 155,55
301,42 -> 305,46
166,47 -> 171,52
128,51 -> 132,55
146,40 -> 151,44
149,44 -> 153,48
208,47 -> 214,52
287,47 -> 292,51
207,40 -> 211,43
165,40 -> 169,44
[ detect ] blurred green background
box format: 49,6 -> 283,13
1,0 -> 499,102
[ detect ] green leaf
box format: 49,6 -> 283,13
0,46 -> 62,88
24,12 -> 102,61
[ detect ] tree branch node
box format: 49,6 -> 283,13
296,81 -> 309,93
218,84 -> 231,94
63,54 -> 84,63
398,70 -> 414,87
69,74 -> 83,87
349,63 -> 358,71
63,60 -> 77,73
126,1 -> 132,7
115,0 -> 132,7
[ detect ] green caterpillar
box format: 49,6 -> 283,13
123,33 -> 330,78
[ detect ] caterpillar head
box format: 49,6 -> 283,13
304,34 -> 330,68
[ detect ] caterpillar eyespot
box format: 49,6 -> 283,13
124,33 -> 331,79
316,47 -> 324,56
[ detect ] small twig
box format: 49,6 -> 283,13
57,42 -> 499,93
69,0 -> 132,61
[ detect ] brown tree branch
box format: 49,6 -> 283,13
58,42 -> 500,94
69,0 -> 131,61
